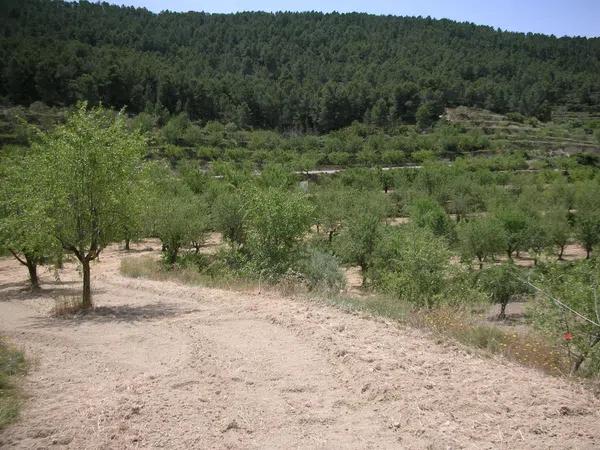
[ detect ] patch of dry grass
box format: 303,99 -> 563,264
410,307 -> 568,375
51,295 -> 86,317
0,338 -> 27,429
120,256 -> 259,292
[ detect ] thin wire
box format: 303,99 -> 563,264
516,276 -> 600,328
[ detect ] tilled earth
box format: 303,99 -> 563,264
0,244 -> 598,449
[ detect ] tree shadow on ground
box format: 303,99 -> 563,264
0,281 -> 82,302
32,302 -> 202,327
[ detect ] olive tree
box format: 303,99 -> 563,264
32,105 -> 145,308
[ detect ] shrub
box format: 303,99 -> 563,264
244,188 -> 314,277
298,248 -> 346,292
457,217 -> 505,269
478,263 -> 531,319
530,260 -> 600,375
408,196 -> 455,240
370,226 -> 482,307
0,338 -> 27,429
333,191 -> 390,284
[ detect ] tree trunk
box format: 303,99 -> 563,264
498,301 -> 507,320
125,238 -> 130,251
478,257 -> 483,270
571,354 -> 586,375
82,259 -> 92,309
586,247 -> 591,259
558,245 -> 564,261
360,262 -> 367,287
26,257 -> 39,290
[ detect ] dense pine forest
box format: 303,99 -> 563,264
1,0 -> 600,131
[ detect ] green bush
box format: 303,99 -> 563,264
370,226 -> 482,308
530,260 -> 600,375
298,248 -> 346,292
478,263 -> 530,319
0,338 -> 27,429
243,188 -> 314,277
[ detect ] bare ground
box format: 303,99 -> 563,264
0,243 -> 599,449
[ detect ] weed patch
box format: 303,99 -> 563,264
0,338 -> 27,429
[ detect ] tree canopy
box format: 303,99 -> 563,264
1,0 -> 599,132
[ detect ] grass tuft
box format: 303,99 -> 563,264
51,295 -> 86,317
0,338 -> 27,429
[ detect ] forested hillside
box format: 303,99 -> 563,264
1,0 -> 599,132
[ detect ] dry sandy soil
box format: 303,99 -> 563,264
1,243 -> 599,449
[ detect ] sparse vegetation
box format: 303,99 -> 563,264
1,2 -> 599,445
0,338 -> 27,430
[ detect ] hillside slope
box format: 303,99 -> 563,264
1,0 -> 599,131
0,243 -> 598,448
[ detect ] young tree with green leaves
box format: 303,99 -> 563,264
574,181 -> 600,259
151,194 -> 210,265
212,190 -> 246,247
479,263 -> 529,319
334,191 -> 390,285
457,217 -> 506,269
408,196 -> 455,240
531,261 -> 600,375
244,188 -> 314,277
32,105 -> 146,307
0,156 -> 60,289
575,213 -> 600,259
544,209 -> 572,260
494,207 -> 530,260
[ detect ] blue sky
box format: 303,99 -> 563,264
103,0 -> 599,37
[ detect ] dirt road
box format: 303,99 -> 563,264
1,244 -> 599,449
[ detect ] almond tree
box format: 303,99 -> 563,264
0,154 -> 60,289
32,105 -> 145,308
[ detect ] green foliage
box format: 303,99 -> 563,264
0,154 -> 61,287
543,209 -> 571,260
457,217 -> 505,268
3,1 -> 599,131
479,263 -> 530,318
333,191 -> 391,283
212,191 -> 246,246
145,167 -> 211,265
243,188 -> 314,277
370,226 -> 481,307
30,104 -> 146,306
573,183 -> 600,258
530,261 -> 600,375
298,248 -> 346,292
408,196 -> 455,240
492,206 -> 530,259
